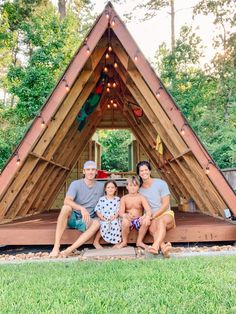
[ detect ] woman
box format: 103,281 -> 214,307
136,161 -> 175,256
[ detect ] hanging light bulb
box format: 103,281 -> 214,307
62,77 -> 70,92
110,100 -> 114,104
104,66 -> 108,73
105,53 -> 109,59
113,103 -> 117,108
111,20 -> 115,27
107,82 -> 111,87
205,161 -> 213,175
15,152 -> 20,165
105,11 -> 110,19
134,55 -> 138,62
156,86 -> 163,98
108,45 -> 112,52
107,104 -> 111,109
180,123 -> 188,136
106,87 -> 110,92
41,119 -> 46,128
65,83 -> 70,92
180,127 -> 185,135
112,82 -> 116,88
39,115 -> 46,128
114,62 -> 118,68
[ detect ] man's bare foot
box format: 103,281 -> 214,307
116,242 -> 128,249
60,248 -> 72,258
93,242 -> 104,249
49,247 -> 60,258
136,242 -> 148,250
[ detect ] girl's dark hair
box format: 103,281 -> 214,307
136,161 -> 152,186
104,180 -> 118,195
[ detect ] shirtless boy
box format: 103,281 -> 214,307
117,176 -> 152,249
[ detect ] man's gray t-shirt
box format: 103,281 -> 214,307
66,179 -> 104,218
139,179 -> 170,213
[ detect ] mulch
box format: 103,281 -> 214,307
0,244 -> 235,262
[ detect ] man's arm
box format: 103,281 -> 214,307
152,195 -> 170,219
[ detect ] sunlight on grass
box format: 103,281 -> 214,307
0,256 -> 235,313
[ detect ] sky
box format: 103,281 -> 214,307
92,0 -> 218,65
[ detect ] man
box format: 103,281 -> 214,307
50,160 -> 104,257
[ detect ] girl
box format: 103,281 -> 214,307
93,180 -> 121,249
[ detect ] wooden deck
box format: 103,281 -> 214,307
0,211 -> 235,245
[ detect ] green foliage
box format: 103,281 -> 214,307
155,24 -> 236,168
0,0 -> 94,171
0,257 -> 235,313
98,129 -> 132,172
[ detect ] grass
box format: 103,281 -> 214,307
0,256 -> 235,314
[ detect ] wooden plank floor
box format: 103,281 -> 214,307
0,211 -> 235,245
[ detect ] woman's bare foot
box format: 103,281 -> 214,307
116,242 -> 127,249
49,247 -> 60,258
93,242 -> 104,249
136,242 -> 148,250
161,242 -> 172,258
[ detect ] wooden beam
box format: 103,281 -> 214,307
29,152 -> 70,171
169,149 -> 192,162
15,164 -> 57,218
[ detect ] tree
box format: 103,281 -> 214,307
193,0 -> 236,168
0,0 -> 94,170
155,23 -> 236,168
98,129 -> 132,172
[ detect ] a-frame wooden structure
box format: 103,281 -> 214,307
0,2 -> 235,245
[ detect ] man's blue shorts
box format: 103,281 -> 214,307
67,211 -> 87,232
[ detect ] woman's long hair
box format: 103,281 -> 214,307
136,161 -> 152,186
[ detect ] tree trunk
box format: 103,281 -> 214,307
170,0 -> 175,51
58,0 -> 66,20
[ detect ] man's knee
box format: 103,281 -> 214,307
61,205 -> 73,217
91,218 -> 100,229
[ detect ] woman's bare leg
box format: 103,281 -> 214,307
148,215 -> 174,254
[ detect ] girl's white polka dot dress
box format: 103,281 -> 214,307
95,196 -> 121,244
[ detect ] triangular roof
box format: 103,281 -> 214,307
0,2 -> 235,222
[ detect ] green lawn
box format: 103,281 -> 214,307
0,256 -> 235,314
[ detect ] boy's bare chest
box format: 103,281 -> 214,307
125,196 -> 142,210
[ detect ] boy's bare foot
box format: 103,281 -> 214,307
148,246 -> 160,255
116,242 -> 128,249
93,242 -> 104,249
136,242 -> 148,250
49,247 -> 60,258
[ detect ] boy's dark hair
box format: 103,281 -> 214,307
104,180 -> 118,195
